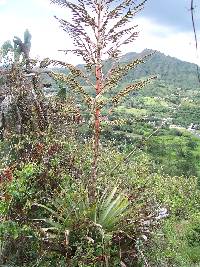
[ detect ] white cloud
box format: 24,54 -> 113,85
0,2 -> 78,63
123,17 -> 199,65
0,0 -> 7,6
33,0 -> 72,18
0,2 -> 199,66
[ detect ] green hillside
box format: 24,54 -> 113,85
118,49 -> 200,89
88,50 -> 200,181
51,49 -> 200,184
72,49 -> 200,129
107,49 -> 200,128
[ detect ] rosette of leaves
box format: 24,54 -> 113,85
33,183 -> 130,265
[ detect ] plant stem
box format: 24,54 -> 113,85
90,1 -> 103,202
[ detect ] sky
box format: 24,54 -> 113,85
0,0 -> 199,65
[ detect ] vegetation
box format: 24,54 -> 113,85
0,0 -> 200,266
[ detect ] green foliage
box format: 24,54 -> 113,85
1,40 -> 13,57
1,29 -> 32,65
116,49 -> 200,89
1,1 -> 200,266
1,138 -> 199,266
148,214 -> 200,267
147,130 -> 200,178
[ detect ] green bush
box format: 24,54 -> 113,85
1,142 -> 200,266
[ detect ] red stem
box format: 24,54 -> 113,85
90,2 -> 102,201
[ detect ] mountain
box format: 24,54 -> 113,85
99,49 -> 200,129
117,49 -> 200,89
29,48 -> 200,129
74,48 -> 200,92
40,48 -> 200,93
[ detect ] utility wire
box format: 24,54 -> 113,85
190,0 -> 200,83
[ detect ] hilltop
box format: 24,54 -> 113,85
118,49 -> 200,89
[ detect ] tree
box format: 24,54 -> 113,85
0,30 -> 49,137
0,29 -> 32,69
13,29 -> 32,69
50,0 -> 156,201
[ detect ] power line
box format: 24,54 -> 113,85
190,0 -> 200,83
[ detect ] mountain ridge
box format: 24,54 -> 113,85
121,48 -> 199,66
75,48 -> 200,89
117,48 -> 200,89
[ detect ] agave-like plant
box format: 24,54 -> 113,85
33,184 -> 130,245
97,186 -> 129,231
